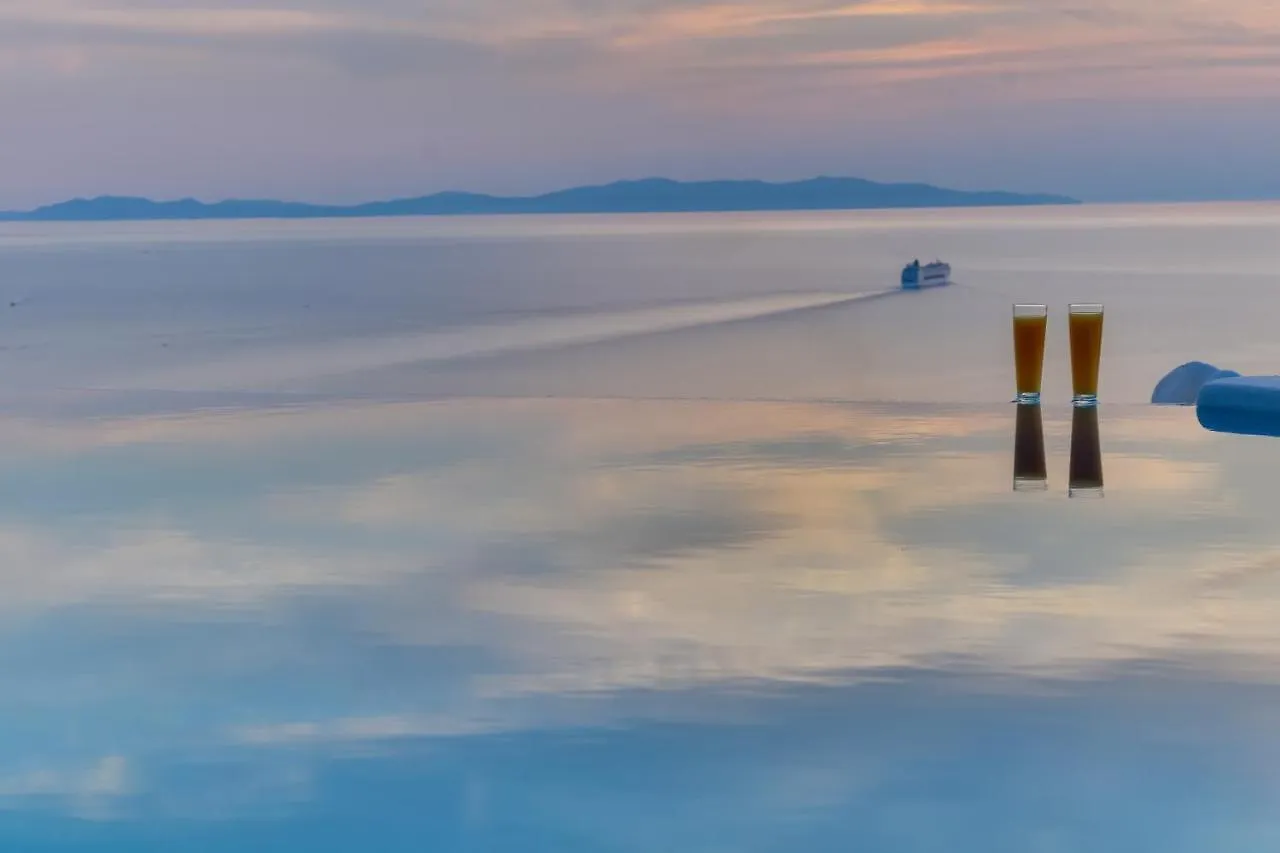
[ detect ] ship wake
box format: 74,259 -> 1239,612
101,289 -> 900,392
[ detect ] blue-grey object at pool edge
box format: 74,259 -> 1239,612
1152,361 -> 1240,406
1197,375 -> 1280,437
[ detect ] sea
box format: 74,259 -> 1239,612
2,203 -> 1280,851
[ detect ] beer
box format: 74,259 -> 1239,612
1069,406 -> 1104,498
1013,305 -> 1047,404
1068,304 -> 1104,406
1013,403 -> 1047,491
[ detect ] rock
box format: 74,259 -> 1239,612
1152,361 -> 1240,405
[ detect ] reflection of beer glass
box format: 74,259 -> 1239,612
1069,304 -> 1104,407
1069,406 -> 1104,498
1013,305 -> 1047,405
1013,403 -> 1048,492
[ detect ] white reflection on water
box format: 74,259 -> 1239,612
2,398 -> 1280,847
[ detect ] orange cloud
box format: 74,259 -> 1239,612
614,0 -> 1004,46
5,0 -> 1279,102
0,5 -> 366,37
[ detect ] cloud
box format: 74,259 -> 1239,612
0,3 -> 501,79
154,397 -> 1278,704
2,6 -> 361,37
231,714 -> 505,746
0,756 -> 133,820
0,755 -> 130,799
0,526 -> 416,611
12,394 -> 1280,839
5,0 -> 1275,88
2,0 -> 1280,203
609,1 -> 1008,47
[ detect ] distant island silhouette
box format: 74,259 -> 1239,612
0,177 -> 1079,222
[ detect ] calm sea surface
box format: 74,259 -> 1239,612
2,204 -> 1280,850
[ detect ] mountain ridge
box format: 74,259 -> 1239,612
0,176 -> 1080,222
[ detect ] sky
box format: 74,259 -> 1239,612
2,0 -> 1280,206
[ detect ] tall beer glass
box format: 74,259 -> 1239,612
1069,303 -> 1104,407
1013,304 -> 1047,405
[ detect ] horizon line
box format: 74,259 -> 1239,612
1,174 -> 1078,210
0,175 -> 1082,222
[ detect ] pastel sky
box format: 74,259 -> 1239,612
2,0 -> 1280,206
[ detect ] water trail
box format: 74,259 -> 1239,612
103,289 -> 900,392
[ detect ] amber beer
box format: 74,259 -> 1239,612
1012,304 -> 1047,404
1069,304 -> 1104,407
1013,403 -> 1048,491
1069,406 -> 1104,498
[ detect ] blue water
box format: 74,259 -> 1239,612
3,205 -> 1280,850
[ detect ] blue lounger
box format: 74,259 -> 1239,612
1197,376 -> 1280,437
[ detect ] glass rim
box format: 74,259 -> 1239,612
1013,303 -> 1047,313
1069,303 -> 1104,313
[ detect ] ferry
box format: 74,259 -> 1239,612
901,259 -> 952,290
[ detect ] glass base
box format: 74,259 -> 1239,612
1069,486 -> 1105,499
1072,395 -> 1098,408
1014,478 -> 1049,492
1016,392 -> 1042,405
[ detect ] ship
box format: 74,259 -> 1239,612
901,259 -> 952,290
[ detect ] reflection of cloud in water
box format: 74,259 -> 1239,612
0,755 -> 131,822
7,398 -> 1280,834
0,400 -> 1275,675
0,527 -> 416,610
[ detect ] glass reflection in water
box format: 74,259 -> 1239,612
1069,405 -> 1105,498
1013,403 -> 1048,492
